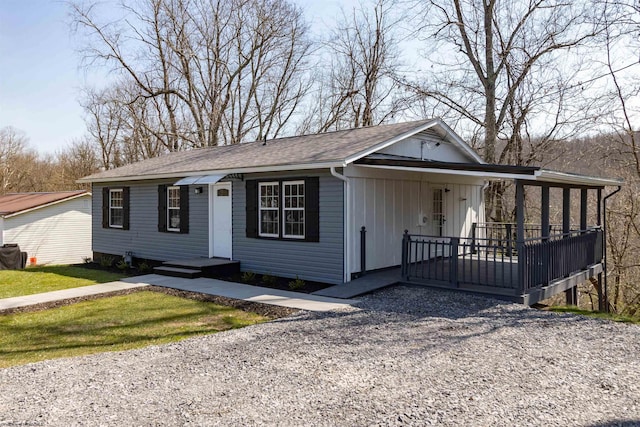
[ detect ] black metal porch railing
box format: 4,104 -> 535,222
520,229 -> 603,291
401,227 -> 603,294
471,222 -> 565,255
401,232 -> 518,289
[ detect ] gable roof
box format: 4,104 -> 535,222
0,191 -> 90,217
78,119 -> 483,183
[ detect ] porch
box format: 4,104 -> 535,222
400,224 -> 603,305
350,156 -> 620,307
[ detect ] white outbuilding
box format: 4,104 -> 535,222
0,191 -> 92,265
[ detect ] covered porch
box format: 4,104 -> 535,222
353,156 -> 621,306
401,223 -> 603,305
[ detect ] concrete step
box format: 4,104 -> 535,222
154,266 -> 202,279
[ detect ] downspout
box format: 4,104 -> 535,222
331,166 -> 350,284
603,185 -> 622,313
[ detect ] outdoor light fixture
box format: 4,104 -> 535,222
194,187 -> 204,194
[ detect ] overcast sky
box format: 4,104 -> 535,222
0,0 -> 359,155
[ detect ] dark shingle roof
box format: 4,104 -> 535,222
80,120 -> 435,182
0,191 -> 89,216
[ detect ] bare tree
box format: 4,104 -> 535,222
53,139 -> 101,191
405,0 -> 612,222
300,0 -> 405,133
0,127 -> 37,194
588,0 -> 640,315
72,0 -> 312,153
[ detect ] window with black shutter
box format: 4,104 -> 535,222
246,177 -> 319,242
158,184 -> 189,233
102,186 -> 130,230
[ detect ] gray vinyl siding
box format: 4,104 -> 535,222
233,171 -> 344,285
92,179 -> 209,261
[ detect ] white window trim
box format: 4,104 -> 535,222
109,189 -> 123,229
282,180 -> 305,239
259,182 -> 280,238
167,186 -> 181,232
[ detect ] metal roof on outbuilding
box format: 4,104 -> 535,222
0,191 -> 90,217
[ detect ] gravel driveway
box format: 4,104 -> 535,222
1,286 -> 639,426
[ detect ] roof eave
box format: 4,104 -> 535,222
355,164 -> 534,181
77,161 -> 346,184
534,170 -> 623,187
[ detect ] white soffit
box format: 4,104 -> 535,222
174,174 -> 227,185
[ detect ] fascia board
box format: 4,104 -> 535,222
343,119 -> 439,164
432,118 -> 485,164
77,162 -> 345,184
355,164 -> 532,180
534,170 -> 623,187
344,118 -> 485,165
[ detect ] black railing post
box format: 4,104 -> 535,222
360,226 -> 367,277
505,223 -> 513,256
401,230 -> 408,279
450,237 -> 459,287
471,222 -> 477,254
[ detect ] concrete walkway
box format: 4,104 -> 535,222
0,281 -> 149,311
313,267 -> 401,298
0,275 -> 356,313
122,275 -> 357,312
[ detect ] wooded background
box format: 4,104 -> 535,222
2,0 -> 639,313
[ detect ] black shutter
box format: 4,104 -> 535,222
179,185 -> 190,234
122,187 -> 130,230
246,180 -> 258,238
102,187 -> 109,228
305,177 -> 319,242
158,185 -> 167,232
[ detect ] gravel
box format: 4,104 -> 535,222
1,285 -> 640,426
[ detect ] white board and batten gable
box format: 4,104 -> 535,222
377,128 -> 481,163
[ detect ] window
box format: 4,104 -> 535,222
158,185 -> 189,233
259,182 -> 280,237
167,186 -> 181,231
283,181 -> 304,238
102,187 -> 129,230
109,189 -> 123,228
432,188 -> 444,237
247,177 -> 319,242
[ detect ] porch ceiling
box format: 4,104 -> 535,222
355,155 -> 622,188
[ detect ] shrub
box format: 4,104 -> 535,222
262,273 -> 277,286
99,256 -> 115,268
288,276 -> 305,290
241,271 -> 256,282
116,259 -> 129,271
137,262 -> 153,273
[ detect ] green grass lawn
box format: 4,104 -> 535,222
547,306 -> 640,324
0,265 -> 125,299
0,290 -> 267,368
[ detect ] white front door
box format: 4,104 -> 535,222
209,182 -> 232,259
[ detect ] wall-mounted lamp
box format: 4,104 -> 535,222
194,187 -> 204,194
444,188 -> 451,193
